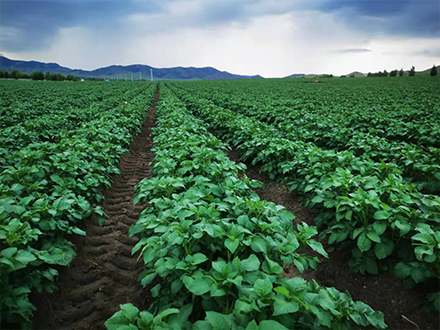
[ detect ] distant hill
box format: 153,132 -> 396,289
0,56 -> 263,80
284,73 -> 305,78
346,71 -> 365,77
0,56 -> 73,75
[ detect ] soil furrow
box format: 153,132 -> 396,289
31,88 -> 158,330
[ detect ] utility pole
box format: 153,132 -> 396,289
150,68 -> 153,82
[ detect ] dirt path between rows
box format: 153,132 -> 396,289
227,150 -> 439,330
31,88 -> 159,330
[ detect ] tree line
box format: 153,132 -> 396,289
367,65 -> 437,77
0,69 -> 78,81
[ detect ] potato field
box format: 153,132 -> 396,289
1,77 -> 439,330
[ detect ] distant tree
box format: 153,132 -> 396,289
45,71 -> 51,80
51,73 -> 65,81
349,74 -> 355,78
409,66 -> 416,76
383,70 -> 388,77
399,68 -> 404,77
10,70 -> 22,79
389,70 -> 398,77
4,71 -> 9,79
340,75 -> 346,78
430,65 -> 437,76
66,74 -> 75,81
0,71 -> 4,78
367,72 -> 372,77
31,71 -> 45,80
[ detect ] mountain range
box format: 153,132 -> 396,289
1,55 -> 437,80
0,56 -> 263,80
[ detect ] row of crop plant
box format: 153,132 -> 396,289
0,83 -> 156,327
173,84 -> 440,194
172,77 -> 440,147
105,86 -> 386,330
169,85 -> 440,312
0,80 -> 136,129
1,84 -> 147,160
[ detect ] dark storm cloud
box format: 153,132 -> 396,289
333,48 -> 372,54
1,0 -> 439,53
320,0 -> 439,38
0,0 -> 165,51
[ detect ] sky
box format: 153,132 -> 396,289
0,0 -> 439,77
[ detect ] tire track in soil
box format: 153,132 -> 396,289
31,88 -> 159,330
227,149 -> 439,330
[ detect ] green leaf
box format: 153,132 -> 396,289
258,320 -> 289,330
205,311 -> 233,330
411,233 -> 433,244
15,250 -> 37,265
155,308 -> 180,321
141,273 -> 156,287
251,237 -> 267,254
394,262 -> 413,279
118,325 -> 137,330
50,175 -> 64,185
245,320 -> 259,330
183,275 -> 212,296
225,238 -> 239,254
262,258 -> 283,275
374,239 -> 394,260
72,227 -> 87,236
241,254 -> 261,272
395,221 -> 411,236
138,311 -> 154,328
192,253 -> 209,265
312,196 -> 324,203
414,246 -> 433,262
274,286 -> 290,297
366,231 -> 381,243
279,210 -> 295,223
373,221 -> 387,235
2,247 -> 18,258
411,268 -> 425,283
105,311 -> 130,330
373,210 -> 390,220
273,295 -> 299,316
307,241 -> 328,258
254,278 -> 273,297
120,303 -> 139,322
357,234 -> 372,252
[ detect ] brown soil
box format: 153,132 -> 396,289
227,149 -> 439,330
30,89 -> 159,330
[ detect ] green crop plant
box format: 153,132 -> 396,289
106,87 -> 386,330
0,81 -> 157,327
